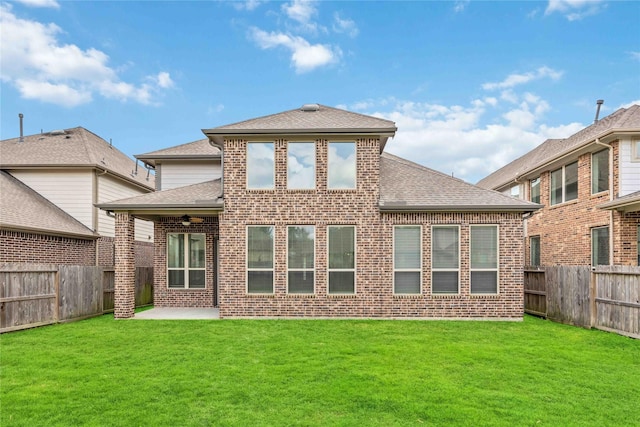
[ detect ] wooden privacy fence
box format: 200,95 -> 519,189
0,264 -> 153,333
524,265 -> 640,339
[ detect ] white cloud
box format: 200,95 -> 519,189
346,92 -> 584,183
13,0 -> 59,8
0,5 -> 173,107
282,0 -> 317,24
249,27 -> 340,73
628,51 -> 640,61
233,0 -> 264,11
620,100 -> 640,109
482,66 -> 563,91
332,13 -> 358,37
545,0 -> 605,21
453,1 -> 470,13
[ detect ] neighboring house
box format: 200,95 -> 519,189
0,127 -> 156,266
99,104 -> 539,319
477,105 -> 640,267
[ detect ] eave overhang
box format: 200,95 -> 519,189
0,224 -> 99,240
379,203 -> 542,213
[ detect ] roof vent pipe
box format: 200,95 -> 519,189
19,113 -> 24,142
594,99 -> 604,123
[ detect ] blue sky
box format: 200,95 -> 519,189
1,0 -> 639,183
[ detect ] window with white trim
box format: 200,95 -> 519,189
432,226 -> 459,294
470,225 -> 498,294
287,142 -> 315,189
167,233 -> 205,288
550,162 -> 578,205
633,141 -> 640,162
288,226 -> 315,294
530,236 -> 541,267
247,142 -> 274,189
328,142 -> 356,189
393,226 -> 421,294
591,226 -> 609,266
530,177 -> 540,204
591,149 -> 609,194
247,226 -> 274,293
328,226 -> 355,294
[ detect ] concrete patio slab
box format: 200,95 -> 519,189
134,308 -> 220,320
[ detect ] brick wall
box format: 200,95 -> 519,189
212,138 -> 525,319
0,230 -> 96,265
98,237 -> 154,267
153,217 -> 218,308
525,141 -> 639,266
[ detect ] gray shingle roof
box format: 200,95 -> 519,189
0,171 -> 98,239
136,138 -> 220,167
477,105 -> 640,190
598,190 -> 640,211
97,179 -> 222,210
1,127 -> 154,190
380,153 -> 541,212
204,104 -> 397,134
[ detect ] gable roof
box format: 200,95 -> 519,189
0,127 -> 154,190
598,190 -> 640,213
0,171 -> 98,239
477,105 -> 640,190
380,153 -> 540,212
203,104 -> 397,151
135,138 -> 220,167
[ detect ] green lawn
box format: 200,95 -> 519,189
1,314 -> 638,427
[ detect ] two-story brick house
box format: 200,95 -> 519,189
0,127 -> 155,266
100,104 -> 539,319
477,105 -> 640,267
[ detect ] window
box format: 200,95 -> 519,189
287,142 -> 315,189
633,141 -> 640,162
530,177 -> 540,204
247,226 -> 274,293
591,226 -> 609,266
530,236 -> 540,266
592,149 -> 609,194
288,226 -> 315,294
328,142 -> 356,189
470,225 -> 498,294
510,185 -> 520,199
328,226 -> 355,294
167,233 -> 205,288
393,226 -> 421,294
247,142 -> 274,189
432,226 -> 459,294
550,161 -> 578,205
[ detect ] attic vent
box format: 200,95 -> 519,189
300,103 -> 320,112
49,129 -> 66,136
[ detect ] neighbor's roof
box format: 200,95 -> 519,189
96,179 -> 223,212
380,153 -> 541,212
0,127 -> 154,190
136,138 -> 220,167
477,105 -> 640,190
0,171 -> 98,239
598,191 -> 640,212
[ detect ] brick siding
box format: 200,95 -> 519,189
98,237 -> 154,267
0,230 -> 96,265
208,138 -> 525,319
525,141 -> 639,266
153,217 -> 218,308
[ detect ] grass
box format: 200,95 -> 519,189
1,314 -> 639,427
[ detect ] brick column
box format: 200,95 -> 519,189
115,212 -> 135,318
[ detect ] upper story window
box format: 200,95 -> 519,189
167,233 -> 206,289
247,142 -> 274,189
530,177 -> 540,204
287,142 -> 315,189
510,184 -> 520,199
550,161 -> 578,205
328,142 -> 356,189
591,149 -> 609,194
633,140 -> 640,162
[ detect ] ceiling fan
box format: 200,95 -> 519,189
181,215 -> 205,225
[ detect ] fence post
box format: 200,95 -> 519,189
54,269 -> 60,323
589,268 -> 596,328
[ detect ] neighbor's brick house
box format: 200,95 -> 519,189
0,127 -> 155,267
99,104 -> 539,319
478,105 -> 640,267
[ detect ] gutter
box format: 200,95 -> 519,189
379,203 -> 542,213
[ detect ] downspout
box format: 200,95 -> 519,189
594,138 -> 614,264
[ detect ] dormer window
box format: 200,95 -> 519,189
247,142 -> 274,189
287,142 -> 315,189
328,142 -> 356,189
